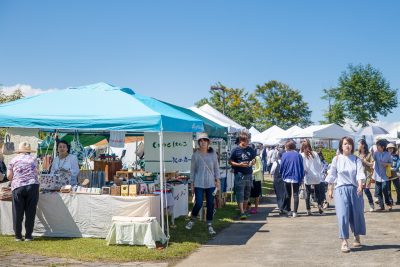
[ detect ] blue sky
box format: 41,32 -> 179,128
1,0 -> 399,125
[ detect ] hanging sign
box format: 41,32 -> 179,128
144,132 -> 193,172
109,131 -> 126,148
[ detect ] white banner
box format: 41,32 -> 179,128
144,132 -> 193,172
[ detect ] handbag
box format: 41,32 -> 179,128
386,165 -> 392,178
2,134 -> 15,155
70,131 -> 85,164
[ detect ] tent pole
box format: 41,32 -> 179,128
159,131 -> 165,234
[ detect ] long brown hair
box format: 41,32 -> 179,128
300,139 -> 314,159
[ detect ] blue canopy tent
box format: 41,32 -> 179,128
0,82 -> 203,132
0,82 -> 205,236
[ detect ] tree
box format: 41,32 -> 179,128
195,83 -> 258,129
0,87 -> 24,140
0,88 -> 24,104
320,88 -> 346,126
253,80 -> 312,129
325,64 -> 398,127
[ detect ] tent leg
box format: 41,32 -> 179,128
159,132 -> 165,234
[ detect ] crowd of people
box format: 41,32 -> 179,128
186,129 -> 399,252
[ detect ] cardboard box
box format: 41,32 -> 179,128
110,186 -> 121,196
102,186 -> 111,195
121,185 -> 129,196
128,184 -> 138,197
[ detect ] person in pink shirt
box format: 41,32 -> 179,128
7,142 -> 39,242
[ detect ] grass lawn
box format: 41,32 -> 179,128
0,202 -> 238,263
262,176 -> 274,196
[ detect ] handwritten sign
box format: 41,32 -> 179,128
144,132 -> 193,172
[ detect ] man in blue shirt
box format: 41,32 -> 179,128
229,131 -> 256,219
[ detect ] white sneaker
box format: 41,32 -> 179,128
292,212 -> 298,218
185,220 -> 194,230
208,226 -> 216,235
369,204 -> 375,212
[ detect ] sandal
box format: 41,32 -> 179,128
341,242 -> 350,253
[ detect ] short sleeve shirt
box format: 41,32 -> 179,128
8,154 -> 38,191
230,146 -> 256,174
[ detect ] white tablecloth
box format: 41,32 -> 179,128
106,216 -> 167,248
171,184 -> 188,218
0,193 -> 160,238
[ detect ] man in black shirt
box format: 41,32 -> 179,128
229,132 -> 256,219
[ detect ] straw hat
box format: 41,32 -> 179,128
16,142 -> 36,153
196,132 -> 210,142
387,143 -> 396,149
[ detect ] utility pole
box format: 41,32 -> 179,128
210,84 -> 226,115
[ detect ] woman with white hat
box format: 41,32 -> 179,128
7,142 -> 39,241
186,133 -> 220,235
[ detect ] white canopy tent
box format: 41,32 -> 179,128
293,124 -> 351,139
190,104 -> 245,133
252,125 -> 286,145
248,126 -> 261,136
281,125 -> 303,139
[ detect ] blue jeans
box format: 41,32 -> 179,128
364,188 -> 374,205
191,187 -> 215,223
375,181 -> 391,209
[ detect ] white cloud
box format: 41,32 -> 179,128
0,84 -> 56,97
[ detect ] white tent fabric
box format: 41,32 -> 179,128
281,125 -> 303,139
293,124 -> 351,139
189,104 -> 245,133
252,125 -> 286,144
357,125 -> 389,136
248,126 -> 261,136
198,104 -> 245,130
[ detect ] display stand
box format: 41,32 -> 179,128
94,160 -> 122,181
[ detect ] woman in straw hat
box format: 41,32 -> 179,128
7,142 -> 39,242
185,132 -> 220,235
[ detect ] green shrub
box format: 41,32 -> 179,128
320,148 -> 336,164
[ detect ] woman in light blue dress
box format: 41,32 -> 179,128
326,137 -> 366,253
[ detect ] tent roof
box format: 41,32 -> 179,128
252,125 -> 286,144
293,124 -> 350,139
281,125 -> 303,139
189,106 -> 238,133
248,126 -> 261,136
190,104 -> 245,133
161,101 -> 227,138
0,82 -> 204,133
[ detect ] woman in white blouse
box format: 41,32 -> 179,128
300,139 -> 325,215
50,140 -> 80,186
326,137 -> 366,253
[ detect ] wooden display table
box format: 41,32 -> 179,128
94,160 -> 122,182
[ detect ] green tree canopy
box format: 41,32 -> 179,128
320,88 -> 346,126
253,80 -> 312,130
0,87 -> 24,139
0,88 -> 24,104
322,64 -> 398,127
